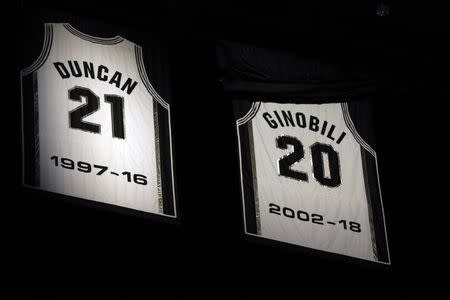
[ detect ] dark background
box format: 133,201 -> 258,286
10,0 -> 445,297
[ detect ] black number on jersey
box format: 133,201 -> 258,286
104,95 -> 125,139
69,87 -> 100,134
276,136 -> 341,187
68,87 -> 125,139
311,143 -> 341,187
276,136 -> 308,181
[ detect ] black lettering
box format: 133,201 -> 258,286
97,65 -> 109,81
309,115 -> 319,132
109,71 -> 122,88
83,61 -> 95,79
121,78 -> 138,95
53,62 -> 70,79
336,132 -> 347,144
68,60 -> 82,77
295,112 -> 306,128
263,112 -> 278,129
327,124 -> 336,141
273,111 -> 284,127
281,110 -> 295,127
320,120 -> 328,135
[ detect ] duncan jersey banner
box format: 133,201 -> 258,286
20,23 -> 176,217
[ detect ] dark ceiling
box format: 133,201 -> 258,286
19,0 -> 445,34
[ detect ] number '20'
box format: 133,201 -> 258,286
276,136 -> 341,188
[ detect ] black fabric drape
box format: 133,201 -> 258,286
217,40 -> 398,102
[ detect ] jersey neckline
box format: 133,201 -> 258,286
62,23 -> 125,45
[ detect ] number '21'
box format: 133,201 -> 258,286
69,86 -> 125,139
